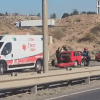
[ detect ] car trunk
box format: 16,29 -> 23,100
60,53 -> 71,63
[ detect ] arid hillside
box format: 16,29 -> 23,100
0,15 -> 41,35
49,14 -> 100,59
0,14 -> 100,60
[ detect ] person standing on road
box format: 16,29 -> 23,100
61,46 -> 65,52
64,45 -> 68,51
56,47 -> 61,64
82,48 -> 91,66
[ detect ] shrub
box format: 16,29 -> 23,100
90,25 -> 100,36
49,29 -> 66,40
2,31 -> 9,35
77,33 -> 96,43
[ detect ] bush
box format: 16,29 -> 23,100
77,33 -> 96,43
87,11 -> 96,14
75,18 -> 81,22
34,31 -> 42,35
90,25 -> 100,36
62,27 -> 66,32
70,9 -> 79,16
0,13 -> 4,16
2,31 -> 9,35
49,29 -> 66,40
62,13 -> 69,18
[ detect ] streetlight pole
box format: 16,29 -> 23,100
97,0 -> 100,14
42,0 -> 48,73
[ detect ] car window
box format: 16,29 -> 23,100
74,52 -> 80,56
61,53 -> 71,58
0,42 -> 4,49
1,42 -> 12,55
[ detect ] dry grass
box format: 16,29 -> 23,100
61,27 -> 67,32
49,28 -> 66,40
77,33 -> 96,43
90,25 -> 100,37
2,31 -> 10,35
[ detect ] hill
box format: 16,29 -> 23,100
0,14 -> 100,60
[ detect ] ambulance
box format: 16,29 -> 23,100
0,35 -> 43,74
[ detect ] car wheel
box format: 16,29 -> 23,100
0,64 -> 4,75
80,61 -> 84,67
35,60 -> 42,72
83,60 -> 88,66
74,61 -> 78,67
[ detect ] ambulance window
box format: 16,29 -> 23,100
0,42 -> 4,49
1,42 -> 12,55
0,36 -> 4,40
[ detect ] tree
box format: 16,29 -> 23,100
0,13 -> 4,16
37,13 -> 41,17
50,14 -> 53,18
62,13 -> 69,18
13,13 -> 19,16
52,13 -> 57,19
5,12 -> 8,16
87,11 -> 96,14
70,9 -> 79,16
81,11 -> 87,14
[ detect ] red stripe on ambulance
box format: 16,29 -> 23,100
7,53 -> 43,66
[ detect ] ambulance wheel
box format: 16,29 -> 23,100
0,64 -> 4,75
35,60 -> 42,72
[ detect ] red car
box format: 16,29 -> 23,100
95,51 -> 100,61
57,51 -> 83,68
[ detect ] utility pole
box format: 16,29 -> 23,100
42,0 -> 48,73
97,0 -> 100,14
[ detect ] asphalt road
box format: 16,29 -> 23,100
47,88 -> 100,100
90,61 -> 100,66
2,61 -> 100,76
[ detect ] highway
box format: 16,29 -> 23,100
46,88 -> 100,100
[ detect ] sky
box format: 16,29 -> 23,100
0,0 -> 97,18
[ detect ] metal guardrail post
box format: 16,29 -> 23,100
85,77 -> 90,85
31,72 -> 37,94
31,86 -> 37,94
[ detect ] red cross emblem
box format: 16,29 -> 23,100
22,44 -> 26,51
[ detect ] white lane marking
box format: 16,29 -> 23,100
45,87 -> 100,100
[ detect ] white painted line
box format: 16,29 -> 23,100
45,87 -> 100,100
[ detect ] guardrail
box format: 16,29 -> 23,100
0,66 -> 100,94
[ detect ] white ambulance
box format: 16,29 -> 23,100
0,35 -> 43,74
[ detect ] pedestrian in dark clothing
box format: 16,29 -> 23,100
64,45 -> 68,51
82,48 -> 91,66
56,47 -> 60,64
51,59 -> 55,67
